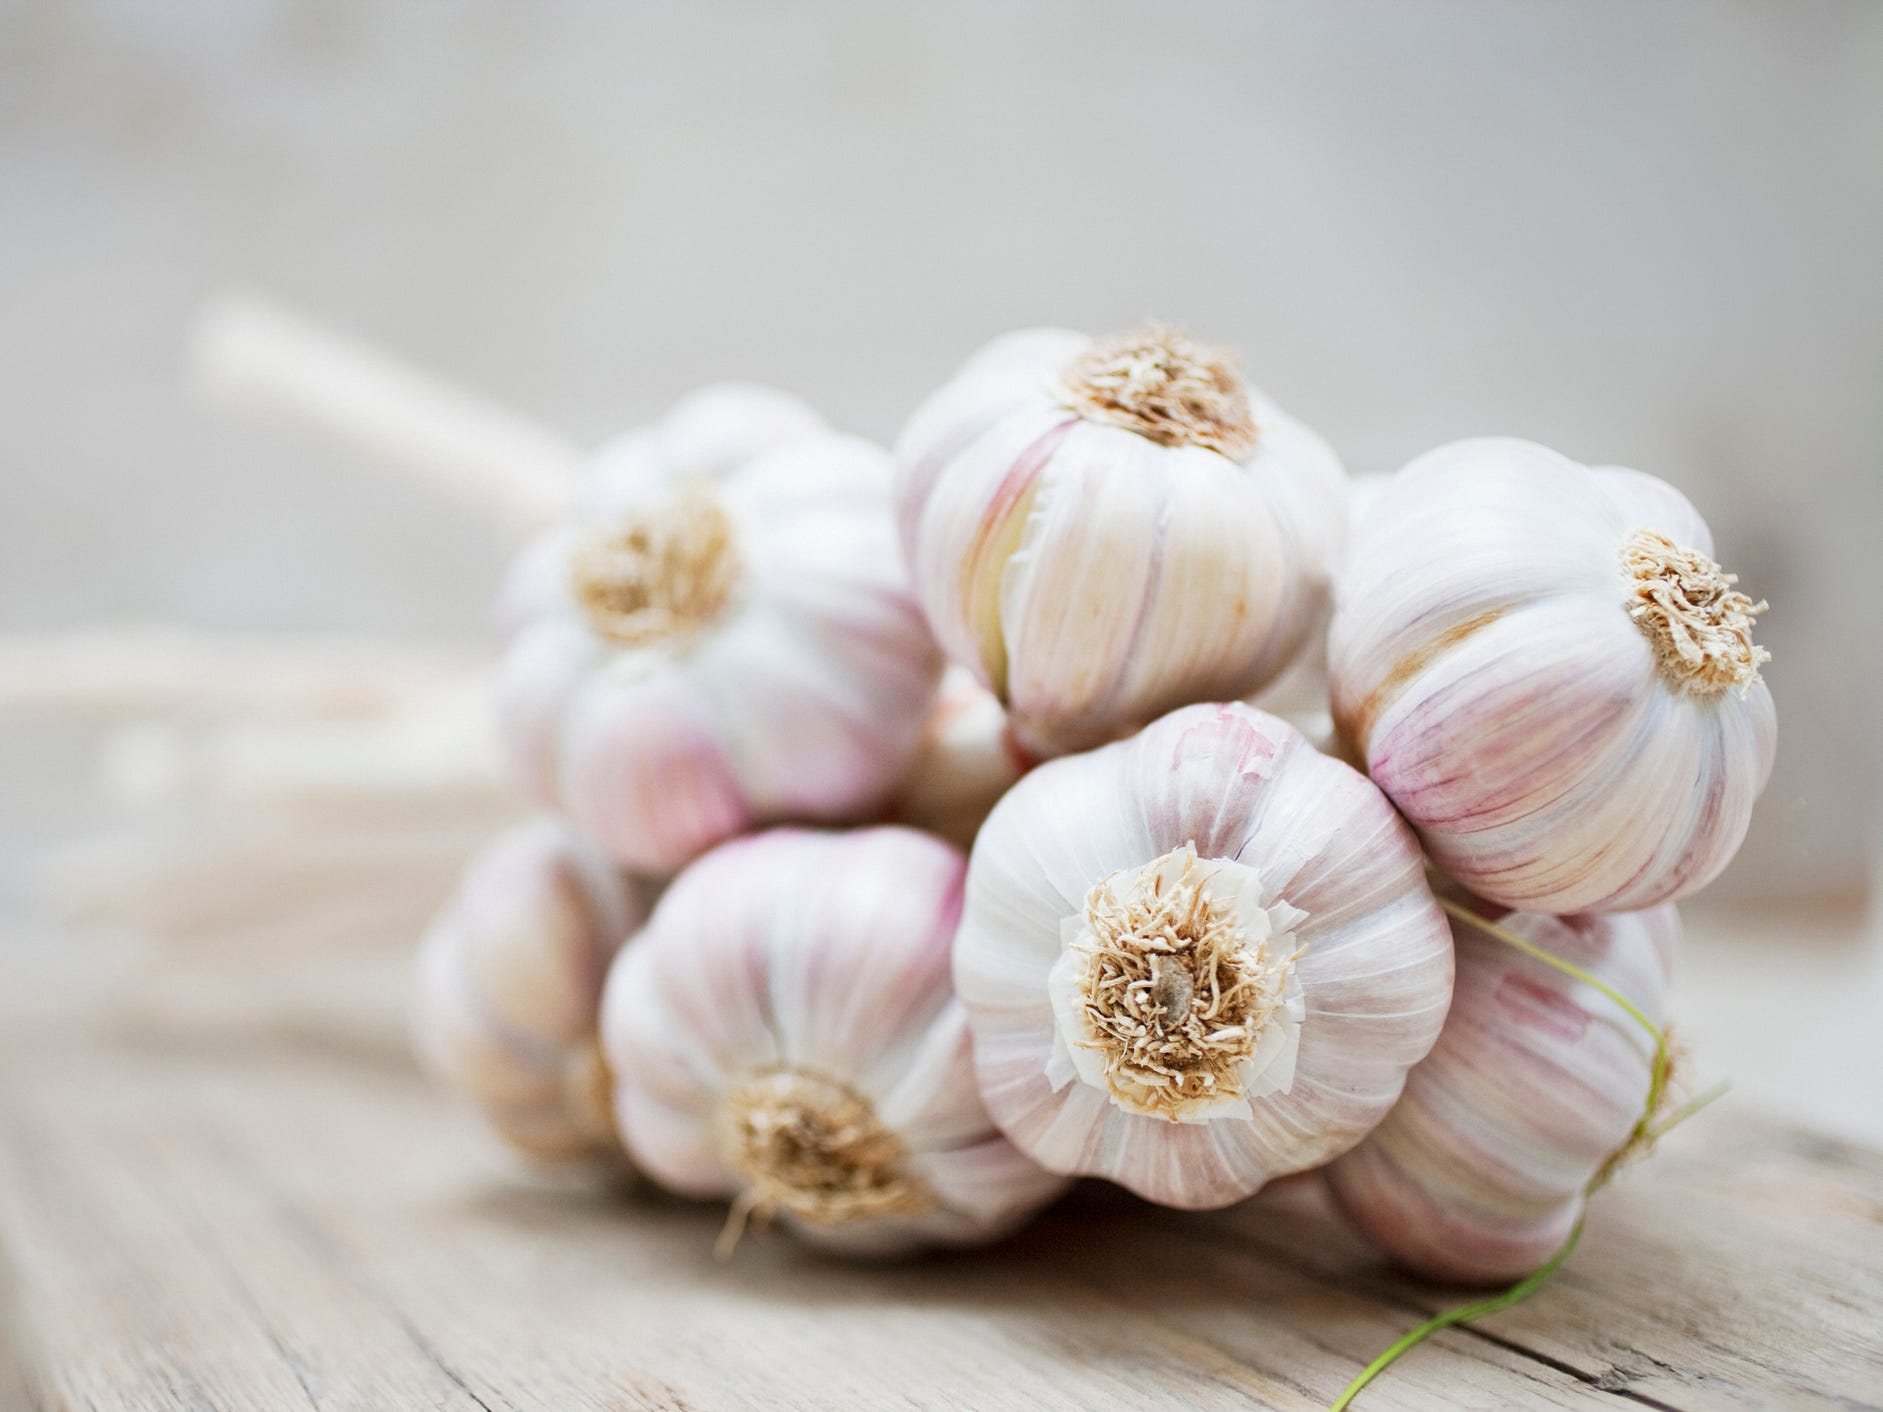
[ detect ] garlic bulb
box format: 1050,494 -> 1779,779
895,325 -> 1348,756
1326,901 -> 1678,1284
1329,438 -> 1776,914
1247,468 -> 1393,756
884,665 -> 1032,848
413,819 -> 654,1161
956,701 -> 1453,1209
498,391 -> 944,874
601,826 -> 1067,1256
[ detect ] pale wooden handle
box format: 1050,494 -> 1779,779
189,291 -> 585,527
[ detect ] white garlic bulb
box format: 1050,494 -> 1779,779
895,325 -> 1348,757
1329,438 -> 1776,914
883,665 -> 1032,848
1326,901 -> 1678,1284
498,390 -> 944,874
413,819 -> 654,1162
602,826 -> 1067,1256
956,702 -> 1453,1209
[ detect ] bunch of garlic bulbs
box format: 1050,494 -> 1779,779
170,295 -> 1780,1408
371,326 -> 1771,1314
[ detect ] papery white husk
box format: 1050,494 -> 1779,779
413,819 -> 654,1161
601,827 -> 1068,1256
497,391 -> 944,875
1326,901 -> 1678,1284
895,328 -> 1348,757
1328,438 -> 1776,914
956,701 -> 1454,1209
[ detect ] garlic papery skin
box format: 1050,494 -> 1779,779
894,325 -> 1348,757
1325,901 -> 1678,1285
497,402 -> 945,875
883,665 -> 1033,848
413,820 -> 654,1162
956,701 -> 1453,1209
1328,438 -> 1776,915
601,826 -> 1067,1257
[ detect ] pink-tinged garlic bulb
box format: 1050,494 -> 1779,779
955,702 -> 1453,1209
1329,438 -> 1776,914
883,665 -> 1033,848
497,391 -> 944,874
895,325 -> 1348,757
1326,902 -> 1678,1284
414,820 -> 654,1162
602,827 -> 1067,1256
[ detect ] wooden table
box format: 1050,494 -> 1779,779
1,1027 -> 1878,1411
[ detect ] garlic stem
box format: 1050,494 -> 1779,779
1330,1218 -> 1587,1412
1436,897 -> 1670,1117
1643,1080 -> 1729,1144
189,290 -> 584,529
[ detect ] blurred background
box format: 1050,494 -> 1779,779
2,2 -> 1878,1140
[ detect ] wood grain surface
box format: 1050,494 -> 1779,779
0,1029 -> 1877,1412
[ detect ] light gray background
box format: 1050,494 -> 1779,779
6,0 -> 1878,900
4,2 -> 1881,1134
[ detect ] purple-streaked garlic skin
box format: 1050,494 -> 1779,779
894,328 -> 1348,759
496,389 -> 944,875
1329,438 -> 1776,915
955,702 -> 1454,1210
601,826 -> 1068,1257
1326,902 -> 1678,1285
413,819 -> 654,1162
